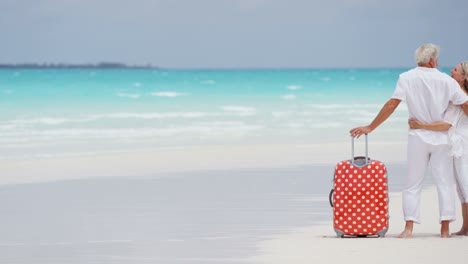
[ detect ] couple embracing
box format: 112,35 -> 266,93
350,43 -> 468,238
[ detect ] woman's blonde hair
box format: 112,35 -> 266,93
461,62 -> 468,91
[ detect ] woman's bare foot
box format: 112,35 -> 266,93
452,229 -> 468,236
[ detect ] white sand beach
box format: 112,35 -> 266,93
1,142 -> 467,264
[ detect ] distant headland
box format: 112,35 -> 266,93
0,62 -> 159,69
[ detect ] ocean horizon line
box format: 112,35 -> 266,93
0,64 -> 420,71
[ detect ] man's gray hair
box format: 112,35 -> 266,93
414,44 -> 439,65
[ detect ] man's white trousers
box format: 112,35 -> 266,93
403,135 -> 456,223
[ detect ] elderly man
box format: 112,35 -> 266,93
350,44 -> 468,238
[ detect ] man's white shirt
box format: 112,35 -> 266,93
391,67 -> 468,145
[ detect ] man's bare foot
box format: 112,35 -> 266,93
397,229 -> 412,238
398,221 -> 414,238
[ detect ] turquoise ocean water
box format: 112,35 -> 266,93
1,68 -> 447,160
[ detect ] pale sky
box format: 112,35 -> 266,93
1,0 -> 467,68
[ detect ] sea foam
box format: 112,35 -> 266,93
287,85 -> 302,90
201,80 -> 216,85
308,103 -> 382,109
282,94 -> 296,100
9,118 -> 73,125
93,112 -> 219,119
117,93 -> 141,99
151,91 -> 186,97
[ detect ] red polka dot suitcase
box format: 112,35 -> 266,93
329,135 -> 389,237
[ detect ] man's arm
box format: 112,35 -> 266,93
350,98 -> 401,138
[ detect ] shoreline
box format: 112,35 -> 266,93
1,141 -> 407,185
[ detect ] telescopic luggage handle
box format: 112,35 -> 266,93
351,134 -> 369,167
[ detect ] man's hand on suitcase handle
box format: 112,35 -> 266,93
350,125 -> 372,138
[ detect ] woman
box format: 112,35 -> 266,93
409,62 -> 468,236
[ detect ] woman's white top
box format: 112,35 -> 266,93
444,103 -> 468,158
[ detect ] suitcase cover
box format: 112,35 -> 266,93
331,157 -> 389,237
